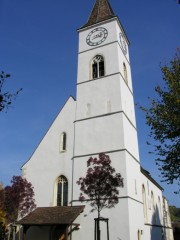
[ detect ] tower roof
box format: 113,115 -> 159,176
82,0 -> 116,28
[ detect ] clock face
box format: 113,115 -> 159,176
119,32 -> 127,55
86,27 -> 108,46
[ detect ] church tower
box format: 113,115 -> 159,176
72,0 -> 144,239
19,1 -> 173,240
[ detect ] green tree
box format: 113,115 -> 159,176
169,206 -> 180,222
0,71 -> 22,112
142,49 -> 180,192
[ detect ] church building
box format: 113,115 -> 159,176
18,1 -> 174,240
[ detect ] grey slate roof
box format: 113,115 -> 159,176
82,0 -> 116,28
18,206 -> 85,225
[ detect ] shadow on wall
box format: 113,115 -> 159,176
151,204 -> 162,240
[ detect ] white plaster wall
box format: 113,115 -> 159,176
116,40 -> 133,91
22,97 -> 76,207
125,152 -> 142,200
76,75 -> 122,120
127,198 -> 144,240
120,76 -> 136,126
141,173 -> 174,240
122,114 -> 140,160
143,225 -> 163,240
72,199 -> 131,240
163,198 -> 173,228
74,113 -> 125,156
141,173 -> 164,226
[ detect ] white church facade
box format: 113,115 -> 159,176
19,1 -> 173,240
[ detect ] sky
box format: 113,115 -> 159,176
0,0 -> 179,207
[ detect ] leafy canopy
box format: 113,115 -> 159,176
169,205 -> 180,222
77,153 -> 124,216
142,49 -> 180,192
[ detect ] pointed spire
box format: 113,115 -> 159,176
82,0 -> 116,28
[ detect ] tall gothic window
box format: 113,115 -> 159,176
92,55 -> 105,79
60,132 -> 66,152
57,175 -> 68,206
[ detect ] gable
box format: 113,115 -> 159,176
22,96 -> 76,169
21,96 -> 76,207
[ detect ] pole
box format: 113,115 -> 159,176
97,218 -> 100,240
107,219 -> 109,240
97,199 -> 100,240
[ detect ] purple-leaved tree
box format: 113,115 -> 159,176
0,176 -> 36,224
77,153 -> 124,240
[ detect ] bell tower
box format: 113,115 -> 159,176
72,1 -> 144,239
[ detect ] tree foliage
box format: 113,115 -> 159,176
0,71 -> 22,112
0,207 -> 7,240
169,205 -> 180,222
77,153 -> 124,217
0,176 -> 36,224
0,184 -> 6,225
142,49 -> 180,192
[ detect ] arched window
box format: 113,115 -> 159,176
60,132 -> 66,152
92,55 -> 105,79
57,175 -> 68,206
142,185 -> 148,223
123,62 -> 128,83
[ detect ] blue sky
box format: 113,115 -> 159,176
0,0 -> 179,207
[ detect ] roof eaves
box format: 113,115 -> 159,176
141,167 -> 164,191
18,206 -> 85,226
